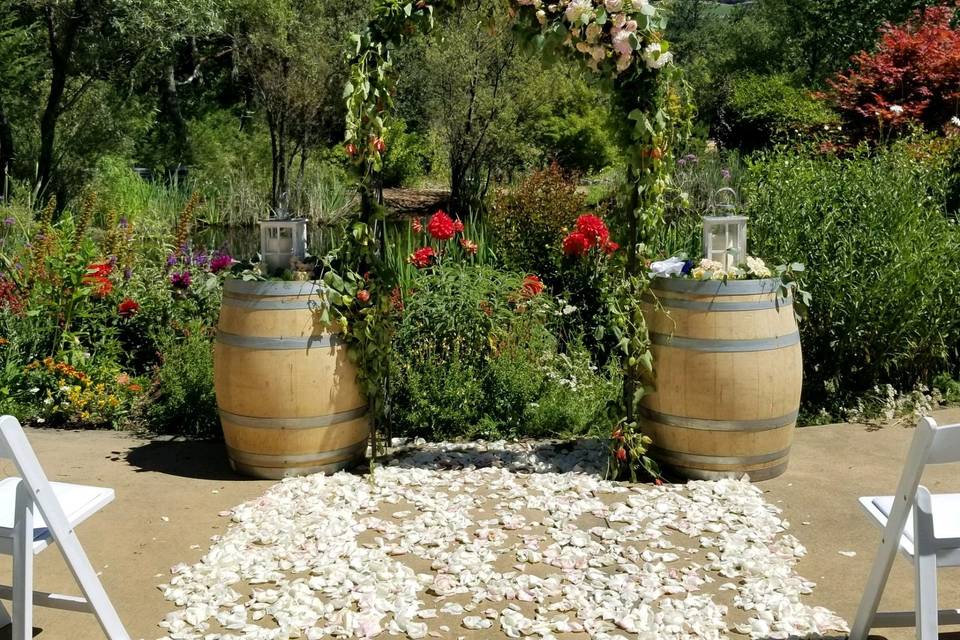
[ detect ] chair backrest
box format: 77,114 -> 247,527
0,415 -> 63,523
927,418 -> 960,465
886,417 -> 960,518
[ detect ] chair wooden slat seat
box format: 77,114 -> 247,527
0,478 -> 114,555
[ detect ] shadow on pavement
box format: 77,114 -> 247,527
124,438 -> 245,481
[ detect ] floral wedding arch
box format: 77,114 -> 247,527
336,0 -> 692,476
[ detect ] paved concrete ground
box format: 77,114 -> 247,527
0,409 -> 958,639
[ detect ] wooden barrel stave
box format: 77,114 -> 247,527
214,280 -> 369,479
640,278 -> 801,481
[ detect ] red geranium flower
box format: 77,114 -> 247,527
521,274 -> 545,297
83,263 -> 114,298
604,241 -> 619,255
117,298 -> 140,318
562,231 -> 591,257
452,218 -> 464,233
575,214 -> 610,246
409,246 -> 436,269
356,289 -> 370,304
426,210 -> 456,241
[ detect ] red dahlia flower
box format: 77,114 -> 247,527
117,298 -> 140,318
562,231 -> 591,257
521,275 -> 545,297
575,214 -> 610,246
426,210 -> 456,241
409,246 -> 436,268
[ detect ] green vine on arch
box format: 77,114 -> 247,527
335,0 -> 692,477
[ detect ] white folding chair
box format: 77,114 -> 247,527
850,416 -> 960,640
0,415 -> 129,639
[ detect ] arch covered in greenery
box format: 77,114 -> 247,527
336,0 -> 692,474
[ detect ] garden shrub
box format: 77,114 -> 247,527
827,5 -> 960,141
743,141 -> 960,411
389,262 -> 617,440
488,165 -> 589,287
718,74 -> 839,150
143,325 -> 220,439
381,120 -> 431,187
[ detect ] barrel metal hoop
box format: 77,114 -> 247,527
650,446 -> 791,467
222,296 -> 324,311
224,280 -> 325,297
216,330 -> 343,350
650,331 -> 800,352
228,457 -> 361,479
226,440 -> 367,467
219,406 -> 368,429
641,293 -> 792,312
650,277 -> 782,296
676,460 -> 789,482
639,407 -> 798,432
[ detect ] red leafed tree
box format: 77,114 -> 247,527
828,5 -> 960,139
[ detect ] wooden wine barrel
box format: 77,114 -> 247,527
213,279 -> 369,479
640,278 -> 802,481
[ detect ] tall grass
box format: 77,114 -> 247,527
743,140 -> 960,409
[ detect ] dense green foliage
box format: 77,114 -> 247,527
745,140 -> 960,409
720,74 -> 840,150
389,263 -> 618,440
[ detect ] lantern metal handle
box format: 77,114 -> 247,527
711,187 -> 740,215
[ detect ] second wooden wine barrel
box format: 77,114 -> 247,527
640,277 -> 802,481
213,279 -> 369,479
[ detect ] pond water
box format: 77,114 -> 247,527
190,219 -> 412,262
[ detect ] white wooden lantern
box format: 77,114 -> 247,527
702,215 -> 748,270
703,187 -> 747,270
259,218 -> 308,273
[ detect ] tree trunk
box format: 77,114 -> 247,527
0,94 -> 14,192
158,62 -> 190,163
36,0 -> 85,200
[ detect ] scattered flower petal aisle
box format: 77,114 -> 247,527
158,443 -> 848,640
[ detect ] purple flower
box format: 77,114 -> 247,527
677,158 -> 686,167
3,217 -> 14,226
170,271 -> 192,289
166,254 -> 177,267
194,251 -> 208,267
118,217 -> 128,229
209,252 -> 233,274
681,260 -> 693,275
684,153 -> 698,164
123,267 -> 132,281
721,168 -> 731,181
